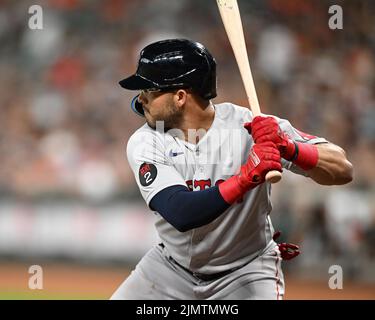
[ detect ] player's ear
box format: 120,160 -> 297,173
173,89 -> 188,107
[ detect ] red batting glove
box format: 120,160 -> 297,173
244,116 -> 318,171
219,141 -> 282,204
245,116 -> 295,159
273,231 -> 300,261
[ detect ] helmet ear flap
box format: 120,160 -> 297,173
131,94 -> 145,117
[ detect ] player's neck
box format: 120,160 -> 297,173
179,102 -> 215,145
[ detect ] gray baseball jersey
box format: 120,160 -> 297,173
111,102 -> 326,300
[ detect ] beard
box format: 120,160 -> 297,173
145,102 -> 184,132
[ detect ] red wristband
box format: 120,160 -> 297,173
293,142 -> 319,170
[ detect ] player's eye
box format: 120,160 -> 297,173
141,89 -> 162,94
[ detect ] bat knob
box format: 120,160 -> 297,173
266,170 -> 282,184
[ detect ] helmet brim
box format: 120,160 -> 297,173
119,74 -> 156,90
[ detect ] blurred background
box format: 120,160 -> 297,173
0,0 -> 374,299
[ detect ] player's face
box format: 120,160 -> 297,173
138,90 -> 184,131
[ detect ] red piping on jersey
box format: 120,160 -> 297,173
274,250 -> 281,300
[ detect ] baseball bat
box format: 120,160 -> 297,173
216,0 -> 282,183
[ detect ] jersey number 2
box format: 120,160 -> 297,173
144,172 -> 152,184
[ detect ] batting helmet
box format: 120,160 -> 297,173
119,39 -> 217,116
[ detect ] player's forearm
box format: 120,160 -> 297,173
307,143 -> 353,185
150,185 -> 230,232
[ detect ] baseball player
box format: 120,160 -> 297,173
111,39 -> 353,300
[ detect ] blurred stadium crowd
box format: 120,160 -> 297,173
0,0 -> 374,279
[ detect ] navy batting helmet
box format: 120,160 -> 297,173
119,39 -> 217,116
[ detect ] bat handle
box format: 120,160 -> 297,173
265,170 -> 282,184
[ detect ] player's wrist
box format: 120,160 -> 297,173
218,174 -> 256,204
289,142 -> 318,170
281,138 -> 297,161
